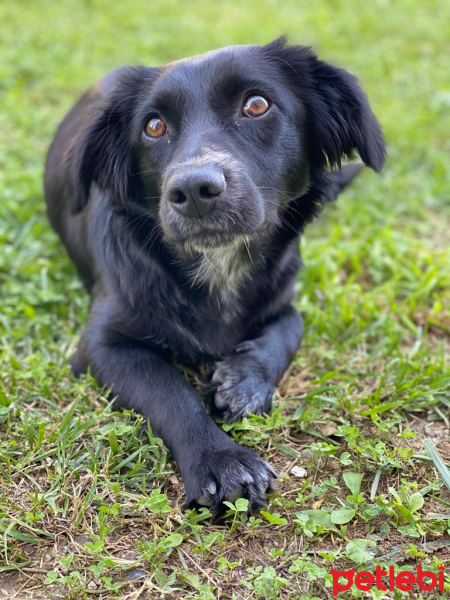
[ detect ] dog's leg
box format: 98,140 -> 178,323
209,305 -> 304,422
73,312 -> 276,511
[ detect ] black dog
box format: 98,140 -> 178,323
44,38 -> 385,511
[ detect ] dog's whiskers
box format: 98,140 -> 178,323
133,168 -> 164,176
242,236 -> 253,264
258,186 -> 298,202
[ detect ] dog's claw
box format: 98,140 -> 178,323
184,447 -> 276,514
234,341 -> 255,353
264,461 -> 278,479
207,481 -> 217,495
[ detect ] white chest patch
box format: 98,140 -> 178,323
190,237 -> 254,301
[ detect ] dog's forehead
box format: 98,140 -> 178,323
169,44 -> 259,69
154,45 -> 267,92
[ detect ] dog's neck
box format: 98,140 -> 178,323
187,236 -> 260,302
118,208 -> 265,302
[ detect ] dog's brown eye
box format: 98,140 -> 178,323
144,116 -> 167,138
243,95 -> 270,117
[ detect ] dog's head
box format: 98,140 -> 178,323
75,38 -> 385,252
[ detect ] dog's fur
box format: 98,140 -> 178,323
44,38 -> 385,510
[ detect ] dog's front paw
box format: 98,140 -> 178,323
183,445 -> 276,513
208,342 -> 274,422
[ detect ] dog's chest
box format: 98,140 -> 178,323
188,239 -> 257,305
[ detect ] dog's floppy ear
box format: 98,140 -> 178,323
306,57 -> 386,172
267,38 -> 385,172
73,66 -> 157,212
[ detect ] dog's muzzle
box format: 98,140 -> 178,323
165,165 -> 226,219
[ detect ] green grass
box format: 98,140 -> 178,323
1,0 -> 449,598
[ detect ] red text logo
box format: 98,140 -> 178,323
330,564 -> 445,596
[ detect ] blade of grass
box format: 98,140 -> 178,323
423,438 -> 450,490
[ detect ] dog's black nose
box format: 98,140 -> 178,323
167,166 -> 225,218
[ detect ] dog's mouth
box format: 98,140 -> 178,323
160,202 -> 268,251
169,229 -> 248,252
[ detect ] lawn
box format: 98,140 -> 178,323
0,0 -> 449,598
